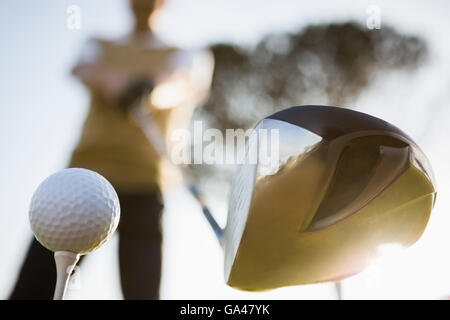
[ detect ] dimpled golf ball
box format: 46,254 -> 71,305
29,168 -> 120,254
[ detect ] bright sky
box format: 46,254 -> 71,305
0,0 -> 449,299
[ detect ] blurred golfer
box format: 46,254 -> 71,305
10,0 -> 213,299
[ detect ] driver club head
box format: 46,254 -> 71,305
224,105 -> 436,291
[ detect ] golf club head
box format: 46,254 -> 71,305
224,105 -> 436,291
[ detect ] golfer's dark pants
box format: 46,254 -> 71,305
9,192 -> 164,300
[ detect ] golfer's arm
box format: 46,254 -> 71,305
150,50 -> 215,110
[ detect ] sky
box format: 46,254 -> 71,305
0,0 -> 450,299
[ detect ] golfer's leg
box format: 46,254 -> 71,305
9,239 -> 55,300
118,192 -> 163,300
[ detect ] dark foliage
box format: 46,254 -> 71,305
196,22 -> 427,131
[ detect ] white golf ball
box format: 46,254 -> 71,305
29,168 -> 120,254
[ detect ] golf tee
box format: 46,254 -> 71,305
53,251 -> 80,300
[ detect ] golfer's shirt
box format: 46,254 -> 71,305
69,36 -> 214,193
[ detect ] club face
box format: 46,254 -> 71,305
224,113 -> 323,286
224,106 -> 436,291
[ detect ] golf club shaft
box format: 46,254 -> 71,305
130,105 -> 224,246
335,281 -> 343,300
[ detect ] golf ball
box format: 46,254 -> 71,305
29,168 -> 120,254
